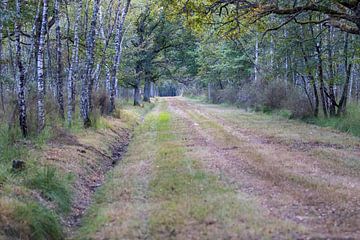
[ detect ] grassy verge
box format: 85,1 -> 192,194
304,104 -> 360,137
188,96 -> 360,137
0,123 -> 73,239
0,102 -> 153,240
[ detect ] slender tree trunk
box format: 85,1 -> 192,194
284,28 -> 289,83
301,45 -> 319,117
64,0 -> 71,69
25,1 -> 41,84
55,0 -> 64,119
254,33 -> 259,83
81,0 -> 100,127
95,2 -> 121,90
15,0 -> 28,137
67,0 -> 82,126
109,0 -> 131,113
338,33 -> 353,116
315,42 -> 328,118
327,27 -> 336,116
134,63 -> 142,106
37,0 -> 48,133
6,28 -> 16,89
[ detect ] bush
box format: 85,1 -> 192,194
281,87 -> 313,119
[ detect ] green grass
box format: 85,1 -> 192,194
26,166 -> 73,213
0,123 -> 71,239
14,201 -> 63,240
307,104 -> 360,137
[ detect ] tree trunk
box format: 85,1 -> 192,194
81,0 -> 100,127
37,0 -> 48,133
134,63 -> 142,106
327,27 -> 336,116
315,41 -> 328,118
55,0 -> 64,119
150,82 -> 155,98
338,33 -> 353,116
254,33 -> 259,83
95,2 -> 121,90
15,0 -> 28,137
67,0 -> 82,126
301,44 -> 319,117
134,85 -> 141,106
143,70 -> 151,102
109,0 -> 131,113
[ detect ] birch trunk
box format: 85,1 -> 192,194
15,0 -> 28,137
81,0 -> 100,127
67,0 -> 82,126
55,0 -> 64,119
37,0 -> 48,133
109,0 -> 131,113
95,2 -> 122,90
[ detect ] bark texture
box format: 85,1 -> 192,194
36,0 -> 48,133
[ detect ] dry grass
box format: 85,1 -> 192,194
77,100 -> 301,239
168,97 -> 360,238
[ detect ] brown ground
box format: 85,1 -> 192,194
166,97 -> 360,239
42,117 -> 133,234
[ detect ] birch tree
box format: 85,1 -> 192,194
81,0 -> 100,127
109,0 -> 131,113
36,0 -> 48,133
67,0 -> 82,126
15,0 -> 28,137
55,0 -> 64,119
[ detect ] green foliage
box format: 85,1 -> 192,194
14,202 -> 63,240
26,166 -> 73,213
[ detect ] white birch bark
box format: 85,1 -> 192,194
109,0 -> 131,113
15,0 -> 28,137
55,0 -> 64,119
67,0 -> 82,126
81,0 -> 100,126
36,0 -> 48,133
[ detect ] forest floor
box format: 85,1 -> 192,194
76,97 -> 360,239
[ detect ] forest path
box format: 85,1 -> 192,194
77,97 -> 360,239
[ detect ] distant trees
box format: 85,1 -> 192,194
161,0 -> 360,118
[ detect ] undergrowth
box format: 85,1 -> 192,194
0,100 -> 148,239
305,104 -> 360,137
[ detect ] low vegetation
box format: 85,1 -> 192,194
0,101 -> 152,239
